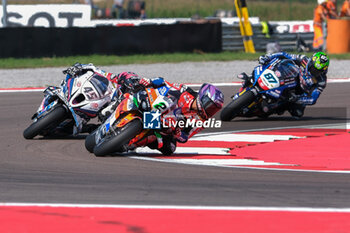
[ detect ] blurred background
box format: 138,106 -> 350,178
5,0 -> 319,20
1,0 -> 349,59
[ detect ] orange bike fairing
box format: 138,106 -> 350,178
128,129 -> 149,146
114,93 -> 132,120
116,113 -> 138,128
145,88 -> 158,105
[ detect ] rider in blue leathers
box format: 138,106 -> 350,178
257,51 -> 329,118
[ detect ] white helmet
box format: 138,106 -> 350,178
318,0 -> 327,4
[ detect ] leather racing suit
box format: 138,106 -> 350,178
134,80 -> 206,155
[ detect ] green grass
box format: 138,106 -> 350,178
9,0 -> 319,21
1,52 -> 349,69
144,0 -> 318,21
248,1 -> 316,21
0,52 -> 254,69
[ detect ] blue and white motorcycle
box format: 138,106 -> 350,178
220,58 -> 301,121
23,71 -> 115,139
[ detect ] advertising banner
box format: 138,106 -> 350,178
0,4 -> 92,27
270,20 -> 314,33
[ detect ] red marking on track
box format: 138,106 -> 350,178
0,87 -> 45,93
231,132 -> 350,171
239,128 -> 348,137
137,128 -> 350,172
0,87 -> 45,91
1,205 -> 350,233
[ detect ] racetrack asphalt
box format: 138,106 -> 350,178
1,82 -> 350,208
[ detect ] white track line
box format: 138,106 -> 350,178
136,147 -> 230,155
2,202 -> 350,212
132,156 -> 287,166
192,133 -> 302,142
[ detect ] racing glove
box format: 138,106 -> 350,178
63,62 -> 83,76
301,74 -> 314,88
287,92 -> 299,103
150,77 -> 165,88
139,78 -> 151,87
258,55 -> 271,65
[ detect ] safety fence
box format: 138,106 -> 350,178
222,23 -> 314,52
0,21 -> 221,58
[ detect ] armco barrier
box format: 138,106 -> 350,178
0,21 -> 221,58
222,23 -> 313,52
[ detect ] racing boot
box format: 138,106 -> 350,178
260,99 -> 270,114
288,103 -> 305,119
158,135 -> 177,156
147,134 -> 176,156
275,106 -> 286,115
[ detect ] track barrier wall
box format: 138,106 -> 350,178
222,23 -> 314,52
0,21 -> 222,58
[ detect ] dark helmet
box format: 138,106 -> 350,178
196,83 -> 224,120
306,52 -> 329,77
116,71 -> 141,92
116,71 -> 139,85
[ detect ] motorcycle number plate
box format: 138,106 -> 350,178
152,97 -> 171,113
258,70 -> 280,90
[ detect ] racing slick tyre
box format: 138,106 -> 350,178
220,90 -> 256,121
93,120 -> 143,157
23,105 -> 68,139
85,130 -> 98,153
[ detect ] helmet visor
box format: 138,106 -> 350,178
200,95 -> 220,118
308,62 -> 323,77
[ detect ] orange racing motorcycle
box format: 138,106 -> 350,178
85,85 -> 175,156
